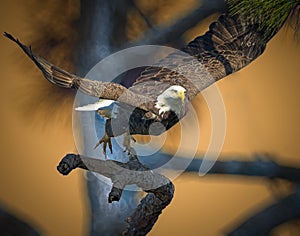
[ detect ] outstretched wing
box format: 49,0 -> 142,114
3,32 -> 152,110
129,14 -> 284,101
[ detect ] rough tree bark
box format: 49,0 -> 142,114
57,152 -> 174,235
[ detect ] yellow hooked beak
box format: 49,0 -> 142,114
178,90 -> 185,102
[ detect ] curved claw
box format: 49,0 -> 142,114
94,133 -> 113,158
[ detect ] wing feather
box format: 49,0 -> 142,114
130,14 -> 284,101
4,32 -> 152,110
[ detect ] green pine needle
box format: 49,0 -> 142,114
226,0 -> 300,38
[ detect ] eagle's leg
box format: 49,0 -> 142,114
123,132 -> 136,154
94,132 -> 112,158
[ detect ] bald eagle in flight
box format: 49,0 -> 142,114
4,13 -> 284,155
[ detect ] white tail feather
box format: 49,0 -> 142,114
75,99 -> 114,111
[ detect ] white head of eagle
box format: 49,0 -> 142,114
155,85 -> 186,116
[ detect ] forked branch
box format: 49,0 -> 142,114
57,151 -> 174,235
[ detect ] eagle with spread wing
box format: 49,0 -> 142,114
4,13 -> 285,156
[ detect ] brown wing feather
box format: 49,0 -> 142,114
129,14 -> 281,101
3,32 -> 152,110
184,15 -> 266,79
3,32 -> 79,89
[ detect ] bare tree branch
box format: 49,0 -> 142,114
132,0 -> 227,46
128,0 -> 154,29
193,157 -> 300,181
137,153 -> 300,182
57,152 -> 174,236
227,185 -> 300,236
0,207 -> 41,236
57,152 -> 300,235
138,152 -> 300,235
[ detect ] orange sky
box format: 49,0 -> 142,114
1,1 -> 300,235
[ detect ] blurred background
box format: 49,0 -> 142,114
0,0 -> 300,235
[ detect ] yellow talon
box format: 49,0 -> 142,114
94,133 -> 113,158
